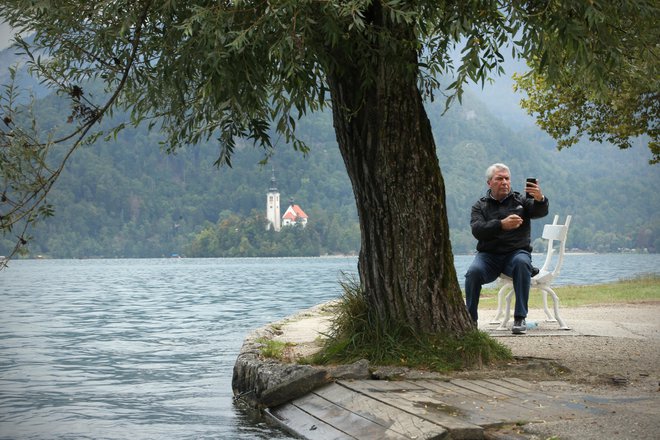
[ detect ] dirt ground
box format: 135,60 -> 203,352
278,301 -> 660,392
459,302 -> 660,393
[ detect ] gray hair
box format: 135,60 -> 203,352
486,163 -> 510,181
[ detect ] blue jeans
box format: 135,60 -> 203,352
464,250 -> 532,322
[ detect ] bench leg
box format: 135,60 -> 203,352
541,286 -> 571,330
541,290 -> 557,322
490,283 -> 511,324
496,288 -> 514,330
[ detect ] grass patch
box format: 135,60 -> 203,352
309,276 -> 512,372
478,274 -> 660,309
255,337 -> 294,360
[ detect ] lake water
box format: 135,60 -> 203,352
1,254 -> 658,439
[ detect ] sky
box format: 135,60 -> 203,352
0,21 -> 16,50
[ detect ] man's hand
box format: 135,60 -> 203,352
525,181 -> 545,202
501,214 -> 523,230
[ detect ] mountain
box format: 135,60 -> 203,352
1,47 -> 658,257
0,35 -> 51,101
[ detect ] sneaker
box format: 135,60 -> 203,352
512,318 -> 527,334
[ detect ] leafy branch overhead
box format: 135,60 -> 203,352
3,2 -> 656,143
513,1 -> 659,164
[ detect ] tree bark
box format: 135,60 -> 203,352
325,11 -> 474,336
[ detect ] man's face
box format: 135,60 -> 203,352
488,169 -> 511,200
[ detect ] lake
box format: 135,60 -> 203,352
1,254 -> 658,439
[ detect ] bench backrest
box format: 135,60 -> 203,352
539,215 -> 572,277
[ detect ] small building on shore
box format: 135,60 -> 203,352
266,171 -> 308,231
282,201 -> 308,228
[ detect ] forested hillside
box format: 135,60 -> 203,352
1,46 -> 658,258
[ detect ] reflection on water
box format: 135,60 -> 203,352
0,255 -> 657,439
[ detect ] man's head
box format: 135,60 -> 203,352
486,163 -> 511,201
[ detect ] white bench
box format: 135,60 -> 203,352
490,214 -> 572,330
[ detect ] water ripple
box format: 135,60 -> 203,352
1,257 -> 356,439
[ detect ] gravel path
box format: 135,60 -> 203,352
474,302 -> 660,390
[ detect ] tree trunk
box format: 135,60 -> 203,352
326,18 -> 474,336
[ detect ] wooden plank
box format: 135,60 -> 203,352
471,380 -> 571,415
294,390 -> 410,439
446,379 -> 546,421
471,379 -> 523,398
471,379 -> 565,414
315,382 -> 449,440
482,378 -> 559,400
455,379 -> 581,420
415,380 -> 542,424
343,379 -> 427,392
267,404 -> 353,440
343,379 -> 485,437
495,378 -> 535,393
479,379 -> 572,415
417,379 -> 481,397
451,379 -> 513,398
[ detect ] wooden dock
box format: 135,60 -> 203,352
266,377 -> 620,439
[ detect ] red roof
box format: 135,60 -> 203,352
283,204 -> 308,220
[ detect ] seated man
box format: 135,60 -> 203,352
465,163 -> 549,334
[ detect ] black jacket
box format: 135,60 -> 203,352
470,191 -> 549,254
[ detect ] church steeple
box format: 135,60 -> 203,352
266,167 -> 281,231
269,167 -> 278,192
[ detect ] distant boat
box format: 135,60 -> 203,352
170,253 -> 182,258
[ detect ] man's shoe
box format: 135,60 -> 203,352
512,318 -> 527,334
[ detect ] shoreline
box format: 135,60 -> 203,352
9,250 -> 660,261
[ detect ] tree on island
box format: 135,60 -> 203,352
1,1 -> 657,346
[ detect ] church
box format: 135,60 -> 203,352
266,170 -> 308,232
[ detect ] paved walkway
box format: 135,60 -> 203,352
265,302 -> 660,439
477,304 -> 658,339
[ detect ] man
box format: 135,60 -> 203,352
465,163 -> 549,334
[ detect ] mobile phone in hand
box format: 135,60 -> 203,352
526,178 -> 537,198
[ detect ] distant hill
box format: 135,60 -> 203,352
0,35 -> 51,101
1,45 -> 658,257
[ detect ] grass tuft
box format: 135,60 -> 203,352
256,337 -> 293,360
309,275 -> 512,371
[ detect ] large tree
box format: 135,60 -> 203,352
1,1 -> 657,336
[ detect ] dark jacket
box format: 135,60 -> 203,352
470,191 -> 549,254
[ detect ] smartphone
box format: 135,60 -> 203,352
525,178 -> 537,198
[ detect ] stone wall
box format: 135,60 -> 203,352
232,304 -> 370,408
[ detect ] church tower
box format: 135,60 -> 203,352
266,168 -> 281,231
